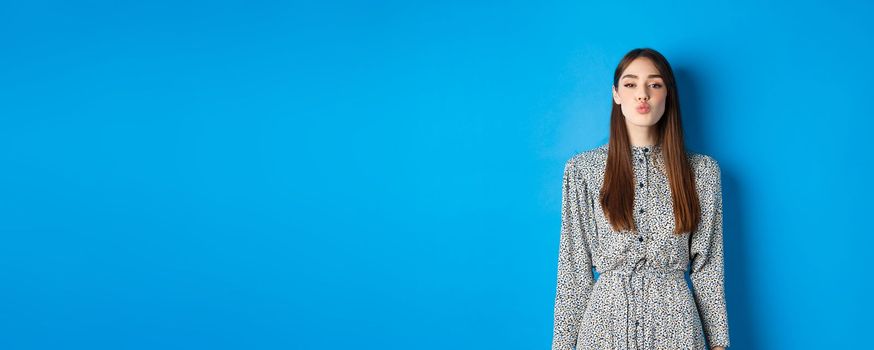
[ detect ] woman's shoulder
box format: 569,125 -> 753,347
564,143 -> 609,176
686,150 -> 721,177
572,143 -> 609,163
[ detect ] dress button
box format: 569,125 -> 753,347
643,148 -> 648,152
638,236 -> 644,242
639,182 -> 644,188
639,208 -> 645,213
638,158 -> 643,163
635,320 -> 640,326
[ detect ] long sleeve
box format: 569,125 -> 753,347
552,156 -> 596,350
689,156 -> 731,348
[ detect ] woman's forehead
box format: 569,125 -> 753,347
622,58 -> 661,78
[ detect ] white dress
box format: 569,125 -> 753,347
552,143 -> 730,349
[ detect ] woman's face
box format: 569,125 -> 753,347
612,57 -> 668,128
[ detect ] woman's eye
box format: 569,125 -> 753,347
625,83 -> 662,88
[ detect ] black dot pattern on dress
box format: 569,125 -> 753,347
552,143 -> 730,350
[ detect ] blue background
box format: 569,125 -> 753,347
1,1 -> 871,349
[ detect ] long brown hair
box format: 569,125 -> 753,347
599,48 -> 700,235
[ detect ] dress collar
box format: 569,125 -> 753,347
631,143 -> 661,155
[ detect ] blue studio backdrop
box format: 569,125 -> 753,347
1,1 -> 872,349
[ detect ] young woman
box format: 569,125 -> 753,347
551,48 -> 730,350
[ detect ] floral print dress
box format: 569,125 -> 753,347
552,143 -> 730,349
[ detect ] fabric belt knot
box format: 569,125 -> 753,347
597,267 -> 686,350
600,268 -> 685,279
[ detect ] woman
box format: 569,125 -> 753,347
551,48 -> 730,350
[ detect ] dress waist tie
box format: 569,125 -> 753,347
598,266 -> 686,350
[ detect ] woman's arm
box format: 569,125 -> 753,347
689,156 -> 731,348
552,156 -> 596,350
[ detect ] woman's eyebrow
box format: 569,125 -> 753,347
621,74 -> 663,79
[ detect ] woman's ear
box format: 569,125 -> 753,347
612,85 -> 621,105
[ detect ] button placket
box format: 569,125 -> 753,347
636,147 -> 652,348
637,147 -> 650,248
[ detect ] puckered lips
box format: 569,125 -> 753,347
636,102 -> 650,114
